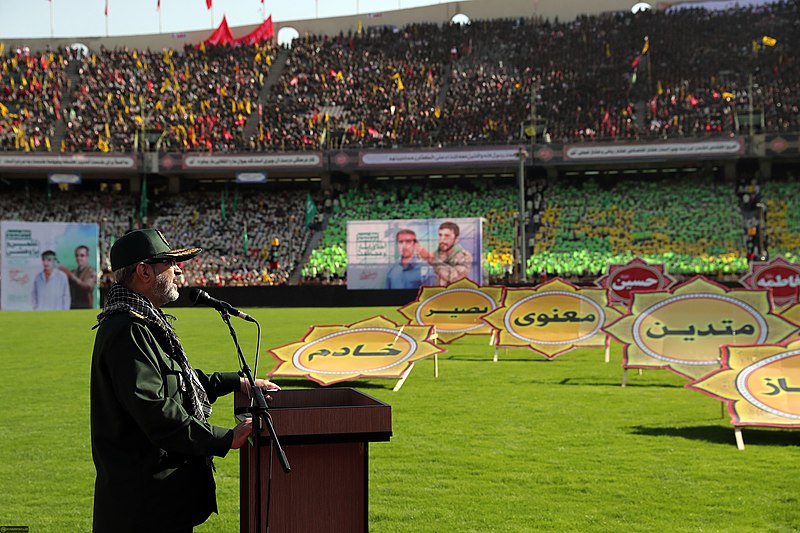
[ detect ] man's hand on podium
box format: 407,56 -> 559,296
240,378 -> 281,399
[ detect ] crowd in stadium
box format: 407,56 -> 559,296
4,165 -> 796,288
1,1 -> 799,290
0,186 -> 313,287
0,47 -> 69,151
1,1 -> 798,153
61,43 -> 273,153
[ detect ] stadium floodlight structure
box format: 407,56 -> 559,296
515,146 -> 528,283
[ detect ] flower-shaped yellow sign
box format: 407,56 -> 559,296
482,278 -> 621,359
267,315 -> 443,386
779,302 -> 800,327
397,278 -> 503,343
605,276 -> 798,380
688,338 -> 800,427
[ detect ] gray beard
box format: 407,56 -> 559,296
155,272 -> 179,304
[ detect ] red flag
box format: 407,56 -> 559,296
235,15 -> 273,44
206,0 -> 212,9
104,0 -> 108,16
157,0 -> 160,11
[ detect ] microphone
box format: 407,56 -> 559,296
189,288 -> 256,323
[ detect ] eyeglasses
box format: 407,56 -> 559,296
145,258 -> 178,268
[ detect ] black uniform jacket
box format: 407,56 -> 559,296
90,311 -> 241,532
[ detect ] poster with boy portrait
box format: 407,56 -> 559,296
1,221 -> 99,311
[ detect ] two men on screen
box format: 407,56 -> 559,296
385,221 -> 474,289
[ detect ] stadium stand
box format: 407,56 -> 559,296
0,47 -> 69,151
2,2 -> 796,152
0,186 -> 311,287
529,171 -> 748,278
1,1 -> 799,289
761,169 -> 800,263
300,179 -> 519,284
62,43 -> 274,153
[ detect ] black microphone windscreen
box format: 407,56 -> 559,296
189,288 -> 206,305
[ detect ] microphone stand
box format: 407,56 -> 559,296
218,309 -> 290,533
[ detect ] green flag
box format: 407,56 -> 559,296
305,193 -> 317,227
139,175 -> 148,220
243,221 -> 249,255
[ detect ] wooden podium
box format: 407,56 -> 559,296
235,388 -> 392,533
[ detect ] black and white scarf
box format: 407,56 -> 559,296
98,283 -> 212,422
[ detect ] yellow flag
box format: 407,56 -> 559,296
657,80 -> 663,95
434,105 -> 441,119
722,91 -> 735,100
641,36 -> 649,55
762,35 -> 777,47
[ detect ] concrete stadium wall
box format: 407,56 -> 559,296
4,0 -> 682,51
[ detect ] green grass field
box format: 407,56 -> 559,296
1,307 -> 799,532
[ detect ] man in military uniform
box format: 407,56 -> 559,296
90,228 -> 278,532
416,221 -> 474,286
